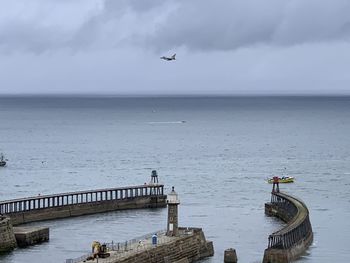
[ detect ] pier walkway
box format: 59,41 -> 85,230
67,228 -> 213,263
66,229 -> 169,263
0,184 -> 166,225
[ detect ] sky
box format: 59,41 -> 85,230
1,0 -> 350,95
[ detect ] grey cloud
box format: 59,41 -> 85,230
0,0 -> 98,53
49,0 -> 168,52
148,0 -> 350,51
146,0 -> 284,51
0,22 -> 68,54
272,0 -> 350,45
104,0 -> 165,13
1,0 -> 350,53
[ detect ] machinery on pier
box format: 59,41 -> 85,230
89,241 -> 110,259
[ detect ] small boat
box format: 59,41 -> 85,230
267,176 -> 294,184
0,153 -> 7,167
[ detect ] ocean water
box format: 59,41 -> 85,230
0,96 -> 349,263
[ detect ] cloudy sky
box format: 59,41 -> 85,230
1,0 -> 350,95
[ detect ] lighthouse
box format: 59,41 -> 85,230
166,186 -> 180,237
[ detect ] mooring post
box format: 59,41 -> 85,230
224,248 -> 237,263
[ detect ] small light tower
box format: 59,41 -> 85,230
272,176 -> 280,193
150,170 -> 160,195
167,186 -> 180,237
150,170 -> 159,185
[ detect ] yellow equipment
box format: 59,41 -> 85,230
90,241 -> 110,259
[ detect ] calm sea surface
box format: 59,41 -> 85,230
0,97 -> 349,263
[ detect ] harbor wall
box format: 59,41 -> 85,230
263,192 -> 313,263
8,195 -> 166,226
112,228 -> 213,263
0,216 -> 17,253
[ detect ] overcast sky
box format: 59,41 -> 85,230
1,0 -> 350,95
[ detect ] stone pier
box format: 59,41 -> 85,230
1,184 -> 166,226
71,228 -> 213,263
0,172 -> 167,254
68,187 -> 214,263
263,188 -> 313,263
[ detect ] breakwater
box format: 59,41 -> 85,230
69,227 -> 213,263
109,227 -> 214,263
66,187 -> 214,263
0,184 -> 166,226
263,191 -> 313,263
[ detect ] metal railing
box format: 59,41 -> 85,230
65,229 -> 168,263
0,184 -> 164,215
267,192 -> 313,249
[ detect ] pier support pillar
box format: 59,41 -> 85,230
224,248 -> 237,263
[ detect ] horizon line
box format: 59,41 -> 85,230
1,93 -> 350,98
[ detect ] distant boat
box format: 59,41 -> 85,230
267,176 -> 294,184
0,153 -> 6,167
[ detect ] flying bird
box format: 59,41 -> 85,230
160,54 -> 176,61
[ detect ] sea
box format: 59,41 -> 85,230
0,96 -> 349,263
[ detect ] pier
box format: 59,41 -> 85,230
0,184 -> 166,225
263,179 -> 313,263
0,171 -> 167,253
67,187 -> 214,263
68,228 -> 213,263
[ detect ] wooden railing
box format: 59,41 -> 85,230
267,192 -> 312,249
0,184 -> 164,215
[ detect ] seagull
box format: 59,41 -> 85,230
160,54 -> 176,61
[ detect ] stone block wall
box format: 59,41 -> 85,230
0,216 -> 17,253
13,226 -> 49,247
112,228 -> 213,263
